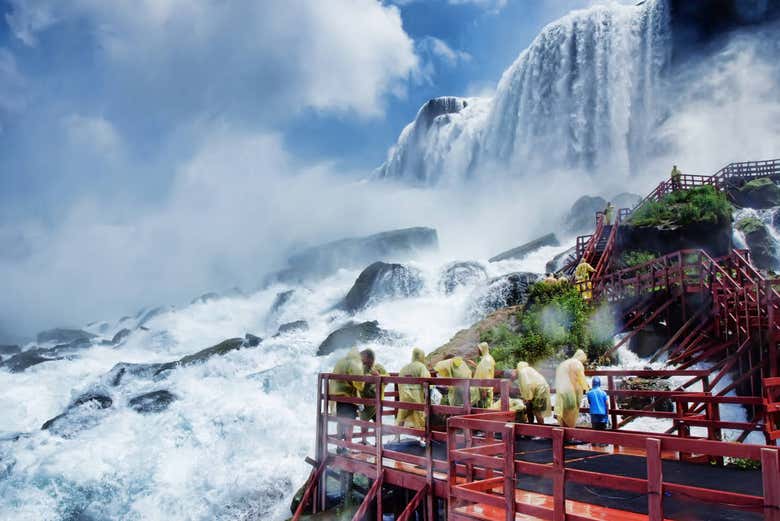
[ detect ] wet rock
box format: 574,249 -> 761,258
564,195 -> 607,235
736,217 -> 778,270
0,345 -> 20,356
730,178 -> 780,209
190,292 -> 219,305
137,306 -> 168,327
0,348 -> 64,373
277,227 -> 438,283
618,377 -> 672,412
274,320 -> 309,336
42,392 -> 113,437
545,246 -> 576,274
110,328 -> 132,345
36,328 -> 96,345
244,333 -> 263,347
270,290 -> 295,314
341,262 -> 423,313
489,233 -> 560,263
154,338 -> 247,375
128,390 -> 177,413
474,272 -> 539,315
104,363 -> 164,386
440,261 -> 488,294
317,321 -> 388,356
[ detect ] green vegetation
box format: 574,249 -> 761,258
480,282 -> 614,370
724,457 -> 761,471
735,216 -> 765,235
619,249 -> 656,268
629,185 -> 731,227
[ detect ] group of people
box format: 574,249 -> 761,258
328,344 -> 610,443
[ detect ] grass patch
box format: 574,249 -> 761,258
480,282 -> 614,370
629,185 -> 731,227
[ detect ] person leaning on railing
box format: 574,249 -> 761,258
515,361 -> 551,424
396,348 -> 431,430
328,348 -> 365,444
359,349 -> 388,422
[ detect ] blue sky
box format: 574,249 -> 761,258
0,0 -> 597,336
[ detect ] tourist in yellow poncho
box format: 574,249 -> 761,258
516,361 -> 551,424
471,342 -> 495,409
396,348 -> 431,429
359,349 -> 388,422
329,348 -> 365,441
433,356 -> 472,406
554,349 -> 590,428
575,261 -> 595,300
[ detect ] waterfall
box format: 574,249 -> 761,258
377,0 -> 671,184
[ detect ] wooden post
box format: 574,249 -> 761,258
607,375 -> 618,429
500,379 -> 510,412
761,448 -> 780,521
375,375 -> 383,520
321,375 -> 329,511
424,382 -> 434,521
447,419 -> 458,518
504,423 -> 516,521
552,428 -> 565,521
646,438 -> 663,521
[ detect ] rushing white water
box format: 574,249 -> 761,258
377,0 -> 671,184
0,248 -> 572,521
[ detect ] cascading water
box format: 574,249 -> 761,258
376,0 -> 671,184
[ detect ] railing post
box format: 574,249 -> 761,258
647,438 -> 663,521
761,448 -> 780,521
447,418 -> 458,518
504,423 -> 516,521
423,381 -> 434,521
375,375 -> 383,520
321,375 -> 330,510
552,428 -> 565,521
607,375 -> 618,429
500,379 -> 510,413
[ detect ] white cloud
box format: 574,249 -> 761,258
62,114 -> 123,160
5,0 -> 419,118
415,36 -> 472,84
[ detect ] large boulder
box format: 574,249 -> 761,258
564,196 -> 607,235
618,377 -> 673,412
110,328 -> 132,345
274,320 -> 309,336
472,272 -> 539,316
489,233 -> 560,263
41,392 -> 113,437
428,305 -> 523,366
730,178 -> 780,209
317,321 -> 388,356
154,338 -> 247,375
128,390 -> 177,414
277,227 -> 438,282
439,261 -> 488,294
0,345 -> 20,356
244,333 -> 263,347
36,328 -> 96,345
0,348 -> 65,372
736,217 -> 778,270
341,262 -> 423,313
619,220 -> 732,259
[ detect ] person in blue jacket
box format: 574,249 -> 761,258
586,376 -> 609,430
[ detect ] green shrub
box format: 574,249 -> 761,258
629,185 -> 731,227
620,250 -> 656,268
724,457 -> 761,471
481,282 -> 614,369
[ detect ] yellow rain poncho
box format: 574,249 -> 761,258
396,348 -> 431,429
329,348 -> 365,399
575,261 -> 595,300
360,362 -> 388,421
554,349 -> 590,428
516,361 -> 551,423
433,357 -> 472,406
471,342 -> 495,408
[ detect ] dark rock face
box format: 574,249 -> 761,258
244,333 -> 263,347
317,321 -> 388,356
0,345 -> 20,356
618,220 -> 732,259
341,262 -> 423,313
274,320 -> 309,336
628,324 -> 670,359
154,338 -> 246,375
564,196 -> 607,235
416,97 -> 468,130
546,246 -> 575,274
476,272 -> 539,315
41,392 -> 114,437
277,227 -> 438,283
1,348 -> 64,372
111,329 -> 132,345
489,233 -> 560,263
730,178 -> 780,209
128,390 -> 177,414
737,218 -> 779,270
440,262 -> 488,294
618,377 -> 673,412
36,328 -> 96,345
